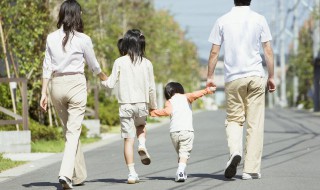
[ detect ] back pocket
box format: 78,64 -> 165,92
119,104 -> 133,117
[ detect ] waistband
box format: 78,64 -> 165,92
52,72 -> 83,77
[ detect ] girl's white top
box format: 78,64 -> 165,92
103,55 -> 157,109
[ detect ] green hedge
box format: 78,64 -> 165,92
29,119 -> 87,142
29,119 -> 62,141
99,99 -> 120,126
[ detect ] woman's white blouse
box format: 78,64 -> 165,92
42,27 -> 101,79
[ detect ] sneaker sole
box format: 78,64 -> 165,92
59,179 -> 73,189
175,178 -> 185,182
138,149 -> 151,165
127,179 -> 139,184
224,155 -> 241,179
242,173 -> 261,180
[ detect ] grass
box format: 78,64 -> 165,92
0,154 -> 25,173
31,137 -> 101,153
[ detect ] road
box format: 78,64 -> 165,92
1,109 -> 320,190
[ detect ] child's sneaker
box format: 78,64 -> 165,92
138,146 -> 151,165
127,173 -> 139,184
242,172 -> 261,180
59,176 -> 73,189
175,172 -> 186,182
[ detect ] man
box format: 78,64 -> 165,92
207,0 -> 276,180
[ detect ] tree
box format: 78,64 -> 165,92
287,22 -> 314,109
0,0 -> 51,123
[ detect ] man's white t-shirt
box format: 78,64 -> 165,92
208,6 -> 272,83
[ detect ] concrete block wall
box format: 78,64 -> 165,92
0,131 -> 31,153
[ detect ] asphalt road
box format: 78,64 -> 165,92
1,109 -> 320,190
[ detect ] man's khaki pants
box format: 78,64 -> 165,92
225,76 -> 266,173
49,74 -> 87,184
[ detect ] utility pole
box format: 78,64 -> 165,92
313,0 -> 320,111
279,0 -> 288,107
293,0 -> 299,107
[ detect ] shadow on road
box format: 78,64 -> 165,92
189,173 -> 237,181
146,176 -> 175,181
87,178 -> 127,184
22,182 -> 61,190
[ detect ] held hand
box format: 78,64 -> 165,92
98,72 -> 108,81
267,78 -> 276,93
40,94 -> 48,112
101,80 -> 108,88
206,86 -> 216,94
149,109 -> 155,116
206,78 -> 216,88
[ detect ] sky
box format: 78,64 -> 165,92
153,0 -> 315,59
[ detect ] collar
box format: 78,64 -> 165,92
231,6 -> 251,12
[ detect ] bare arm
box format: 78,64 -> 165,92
262,41 -> 276,93
207,44 -> 220,87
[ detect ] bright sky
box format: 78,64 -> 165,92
154,0 -> 314,59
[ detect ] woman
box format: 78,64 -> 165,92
39,0 -> 107,189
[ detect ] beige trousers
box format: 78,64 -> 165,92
170,130 -> 194,159
225,76 -> 266,173
49,74 -> 87,184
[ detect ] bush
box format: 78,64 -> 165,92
80,125 -> 88,138
99,98 -> 120,126
29,119 -> 63,141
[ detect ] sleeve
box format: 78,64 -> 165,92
83,37 -> 102,75
150,101 -> 172,117
208,19 -> 223,45
260,16 -> 272,42
186,87 -> 212,103
103,60 -> 119,89
42,38 -> 53,79
148,61 -> 157,109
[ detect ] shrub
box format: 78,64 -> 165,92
29,119 -> 62,141
98,98 -> 120,126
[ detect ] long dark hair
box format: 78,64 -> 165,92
164,82 -> 185,100
57,0 -> 84,51
121,29 -> 145,63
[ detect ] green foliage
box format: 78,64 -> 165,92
98,97 -> 120,126
78,0 -> 199,90
287,27 -> 314,108
1,0 -> 199,133
29,119 -> 62,141
0,0 -> 51,123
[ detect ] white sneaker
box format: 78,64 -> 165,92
127,173 -> 139,184
138,146 -> 151,165
242,172 -> 261,180
175,172 -> 186,182
224,152 -> 241,179
59,176 -> 73,189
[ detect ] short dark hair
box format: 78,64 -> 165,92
164,82 -> 185,100
234,0 -> 251,6
121,29 -> 145,63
